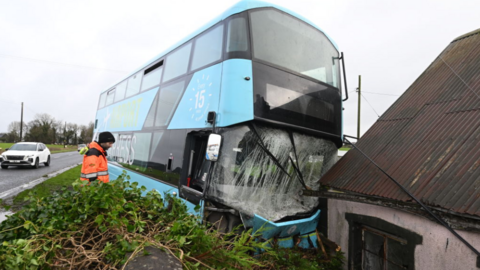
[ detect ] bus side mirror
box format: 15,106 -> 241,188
206,134 -> 221,162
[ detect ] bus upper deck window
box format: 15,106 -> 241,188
114,80 -> 127,102
126,72 -> 142,98
142,61 -> 164,91
227,17 -> 248,52
163,43 -> 192,82
250,9 -> 339,87
191,24 -> 224,70
105,89 -> 115,106
98,92 -> 107,108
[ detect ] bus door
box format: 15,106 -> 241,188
179,132 -> 211,205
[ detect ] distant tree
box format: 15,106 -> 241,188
25,114 -> 55,143
84,122 -> 94,143
8,113 -> 92,145
50,120 -> 63,144
6,121 -> 28,142
78,123 -> 93,144
65,123 -> 78,145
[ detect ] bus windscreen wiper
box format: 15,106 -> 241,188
288,131 -> 309,190
248,123 -> 308,190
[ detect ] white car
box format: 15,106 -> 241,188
0,142 -> 51,169
77,144 -> 86,152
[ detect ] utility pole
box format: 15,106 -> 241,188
64,121 -> 66,148
357,75 -> 361,140
20,102 -> 24,142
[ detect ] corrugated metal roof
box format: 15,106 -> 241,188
321,28 -> 480,217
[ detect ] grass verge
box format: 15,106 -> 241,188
0,143 -> 77,154
11,165 -> 81,209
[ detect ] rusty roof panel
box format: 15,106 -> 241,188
321,28 -> 480,217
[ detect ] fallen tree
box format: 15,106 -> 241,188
0,172 -> 343,269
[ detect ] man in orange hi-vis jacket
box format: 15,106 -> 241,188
80,131 -> 115,183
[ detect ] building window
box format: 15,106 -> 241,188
345,213 -> 422,270
361,225 -> 409,270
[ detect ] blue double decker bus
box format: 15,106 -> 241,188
94,0 -> 347,247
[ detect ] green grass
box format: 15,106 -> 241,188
45,144 -> 77,154
0,143 -> 77,154
339,147 -> 350,151
12,165 -> 81,207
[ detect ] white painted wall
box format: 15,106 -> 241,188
328,199 -> 480,270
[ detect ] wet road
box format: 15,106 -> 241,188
0,151 -> 83,195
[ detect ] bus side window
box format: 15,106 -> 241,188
227,17 -> 248,52
98,92 -> 107,109
163,43 -> 192,83
149,130 -> 186,186
105,89 -> 115,106
154,79 -> 185,127
191,24 -> 224,71
142,61 -> 163,91
126,71 -> 142,98
114,80 -> 128,102
224,12 -> 251,60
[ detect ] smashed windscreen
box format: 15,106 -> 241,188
206,124 -> 337,222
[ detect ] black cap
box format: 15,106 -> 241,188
98,131 -> 116,143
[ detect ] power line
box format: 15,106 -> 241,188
0,100 -> 16,105
362,91 -> 400,97
0,53 -> 128,74
361,93 -> 380,118
439,56 -> 480,100
25,107 -> 40,117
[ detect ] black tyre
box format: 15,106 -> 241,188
45,156 -> 50,166
1,165 -> 8,169
33,158 -> 39,169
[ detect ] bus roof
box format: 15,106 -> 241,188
103,0 -> 339,94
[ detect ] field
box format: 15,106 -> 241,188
0,143 -> 77,154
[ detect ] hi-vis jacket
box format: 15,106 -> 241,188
80,141 -> 109,183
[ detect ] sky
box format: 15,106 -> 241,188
0,0 -> 479,138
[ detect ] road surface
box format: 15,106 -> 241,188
0,151 -> 83,196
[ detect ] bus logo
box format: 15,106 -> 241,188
189,74 -> 213,122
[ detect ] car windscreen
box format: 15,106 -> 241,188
9,144 -> 37,151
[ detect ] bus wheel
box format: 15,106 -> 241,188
206,212 -> 243,234
207,212 -> 229,233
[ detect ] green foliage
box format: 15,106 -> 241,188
0,172 -> 264,269
0,170 -> 345,269
257,247 -> 345,270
